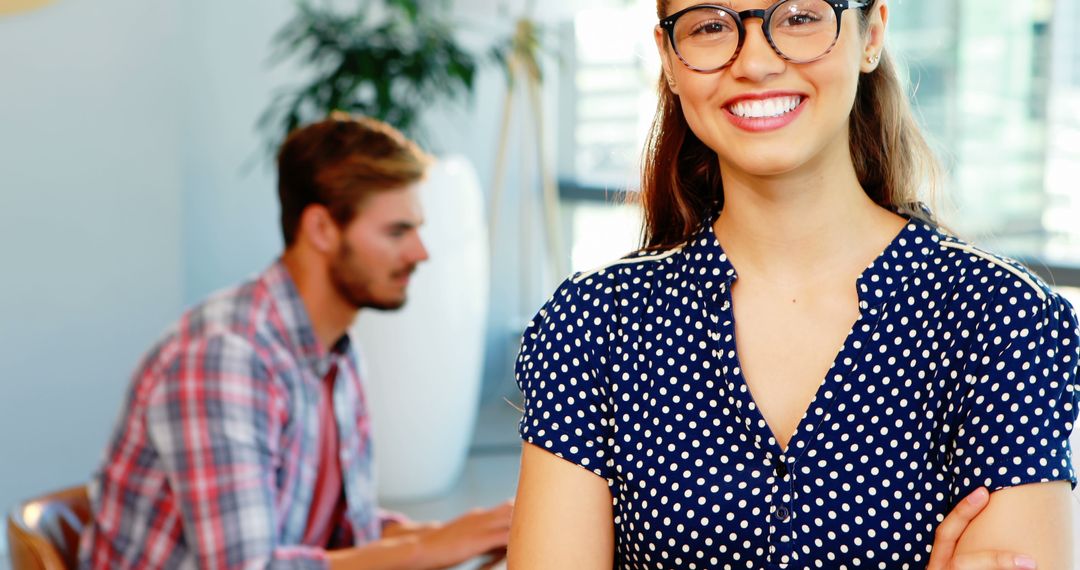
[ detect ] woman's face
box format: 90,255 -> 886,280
655,0 -> 887,180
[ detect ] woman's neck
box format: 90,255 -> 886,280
713,158 -> 905,285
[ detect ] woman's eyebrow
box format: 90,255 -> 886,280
699,1 -> 743,10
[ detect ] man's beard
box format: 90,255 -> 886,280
329,243 -> 413,311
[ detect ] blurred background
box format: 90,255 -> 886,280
1,0 -> 1079,566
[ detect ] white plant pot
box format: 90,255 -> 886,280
351,155 -> 489,501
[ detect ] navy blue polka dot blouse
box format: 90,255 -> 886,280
517,215 -> 1079,569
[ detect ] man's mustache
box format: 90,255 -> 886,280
392,265 -> 417,279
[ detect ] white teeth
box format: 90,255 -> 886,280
728,96 -> 803,119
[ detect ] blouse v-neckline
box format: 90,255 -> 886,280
685,216 -> 941,460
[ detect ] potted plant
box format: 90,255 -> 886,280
259,0 -> 478,148
260,0 -> 491,501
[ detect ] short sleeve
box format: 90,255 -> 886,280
949,290 -> 1080,501
516,276 -> 615,481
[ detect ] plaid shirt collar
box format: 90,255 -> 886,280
264,259 -> 352,379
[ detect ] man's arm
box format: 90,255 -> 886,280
327,502 -> 513,570
325,535 -> 424,569
953,482 -> 1073,569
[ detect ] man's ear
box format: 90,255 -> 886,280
861,0 -> 888,73
296,204 -> 341,255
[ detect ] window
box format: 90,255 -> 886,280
561,3 -> 659,192
559,0 -> 1080,284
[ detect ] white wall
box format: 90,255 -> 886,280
0,0 -> 186,520
0,0 -> 560,526
178,0 -> 297,303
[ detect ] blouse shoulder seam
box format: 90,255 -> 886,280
939,240 -> 1047,302
571,245 -> 686,284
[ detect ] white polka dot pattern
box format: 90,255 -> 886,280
516,217 -> 1080,569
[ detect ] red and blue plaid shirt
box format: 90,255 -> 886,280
81,261 -> 388,569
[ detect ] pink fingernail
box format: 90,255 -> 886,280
965,488 -> 987,504
1014,555 -> 1037,569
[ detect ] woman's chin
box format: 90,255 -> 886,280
722,154 -> 809,180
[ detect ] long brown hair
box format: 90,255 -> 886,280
639,0 -> 942,249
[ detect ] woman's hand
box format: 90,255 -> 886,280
927,487 -> 1038,570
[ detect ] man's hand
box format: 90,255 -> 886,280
927,487 -> 1038,570
381,519 -> 440,539
415,500 -> 514,570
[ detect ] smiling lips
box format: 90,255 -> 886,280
723,93 -> 808,132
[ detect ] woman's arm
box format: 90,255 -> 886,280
942,288 -> 1079,568
508,442 -> 615,569
507,445 -> 1056,570
954,482 -> 1073,569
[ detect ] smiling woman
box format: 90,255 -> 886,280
509,0 -> 1079,568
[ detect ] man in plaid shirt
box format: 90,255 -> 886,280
80,115 -> 512,569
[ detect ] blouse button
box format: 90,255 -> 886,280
774,505 -> 791,522
775,457 -> 788,478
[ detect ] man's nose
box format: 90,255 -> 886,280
413,237 -> 430,263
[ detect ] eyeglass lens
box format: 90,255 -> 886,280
672,0 -> 841,70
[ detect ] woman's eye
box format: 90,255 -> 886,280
779,12 -> 820,27
690,21 -> 731,36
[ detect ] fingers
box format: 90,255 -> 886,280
949,551 -> 1038,570
424,499 -> 514,566
927,487 -> 990,570
925,488 -> 1038,570
466,499 -> 513,518
484,499 -> 515,516
445,503 -> 513,547
491,501 -> 514,522
469,500 -> 514,530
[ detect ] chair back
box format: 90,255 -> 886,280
6,485 -> 90,570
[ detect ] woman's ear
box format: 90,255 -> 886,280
861,0 -> 888,73
654,25 -> 680,94
297,204 -> 341,255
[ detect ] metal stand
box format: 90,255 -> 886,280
489,17 -> 567,318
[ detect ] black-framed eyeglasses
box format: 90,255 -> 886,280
659,0 -> 867,73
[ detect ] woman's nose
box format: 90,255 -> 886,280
728,20 -> 787,82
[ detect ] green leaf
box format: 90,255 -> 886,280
258,0 -> 545,154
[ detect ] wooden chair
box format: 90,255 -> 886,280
6,485 -> 90,570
